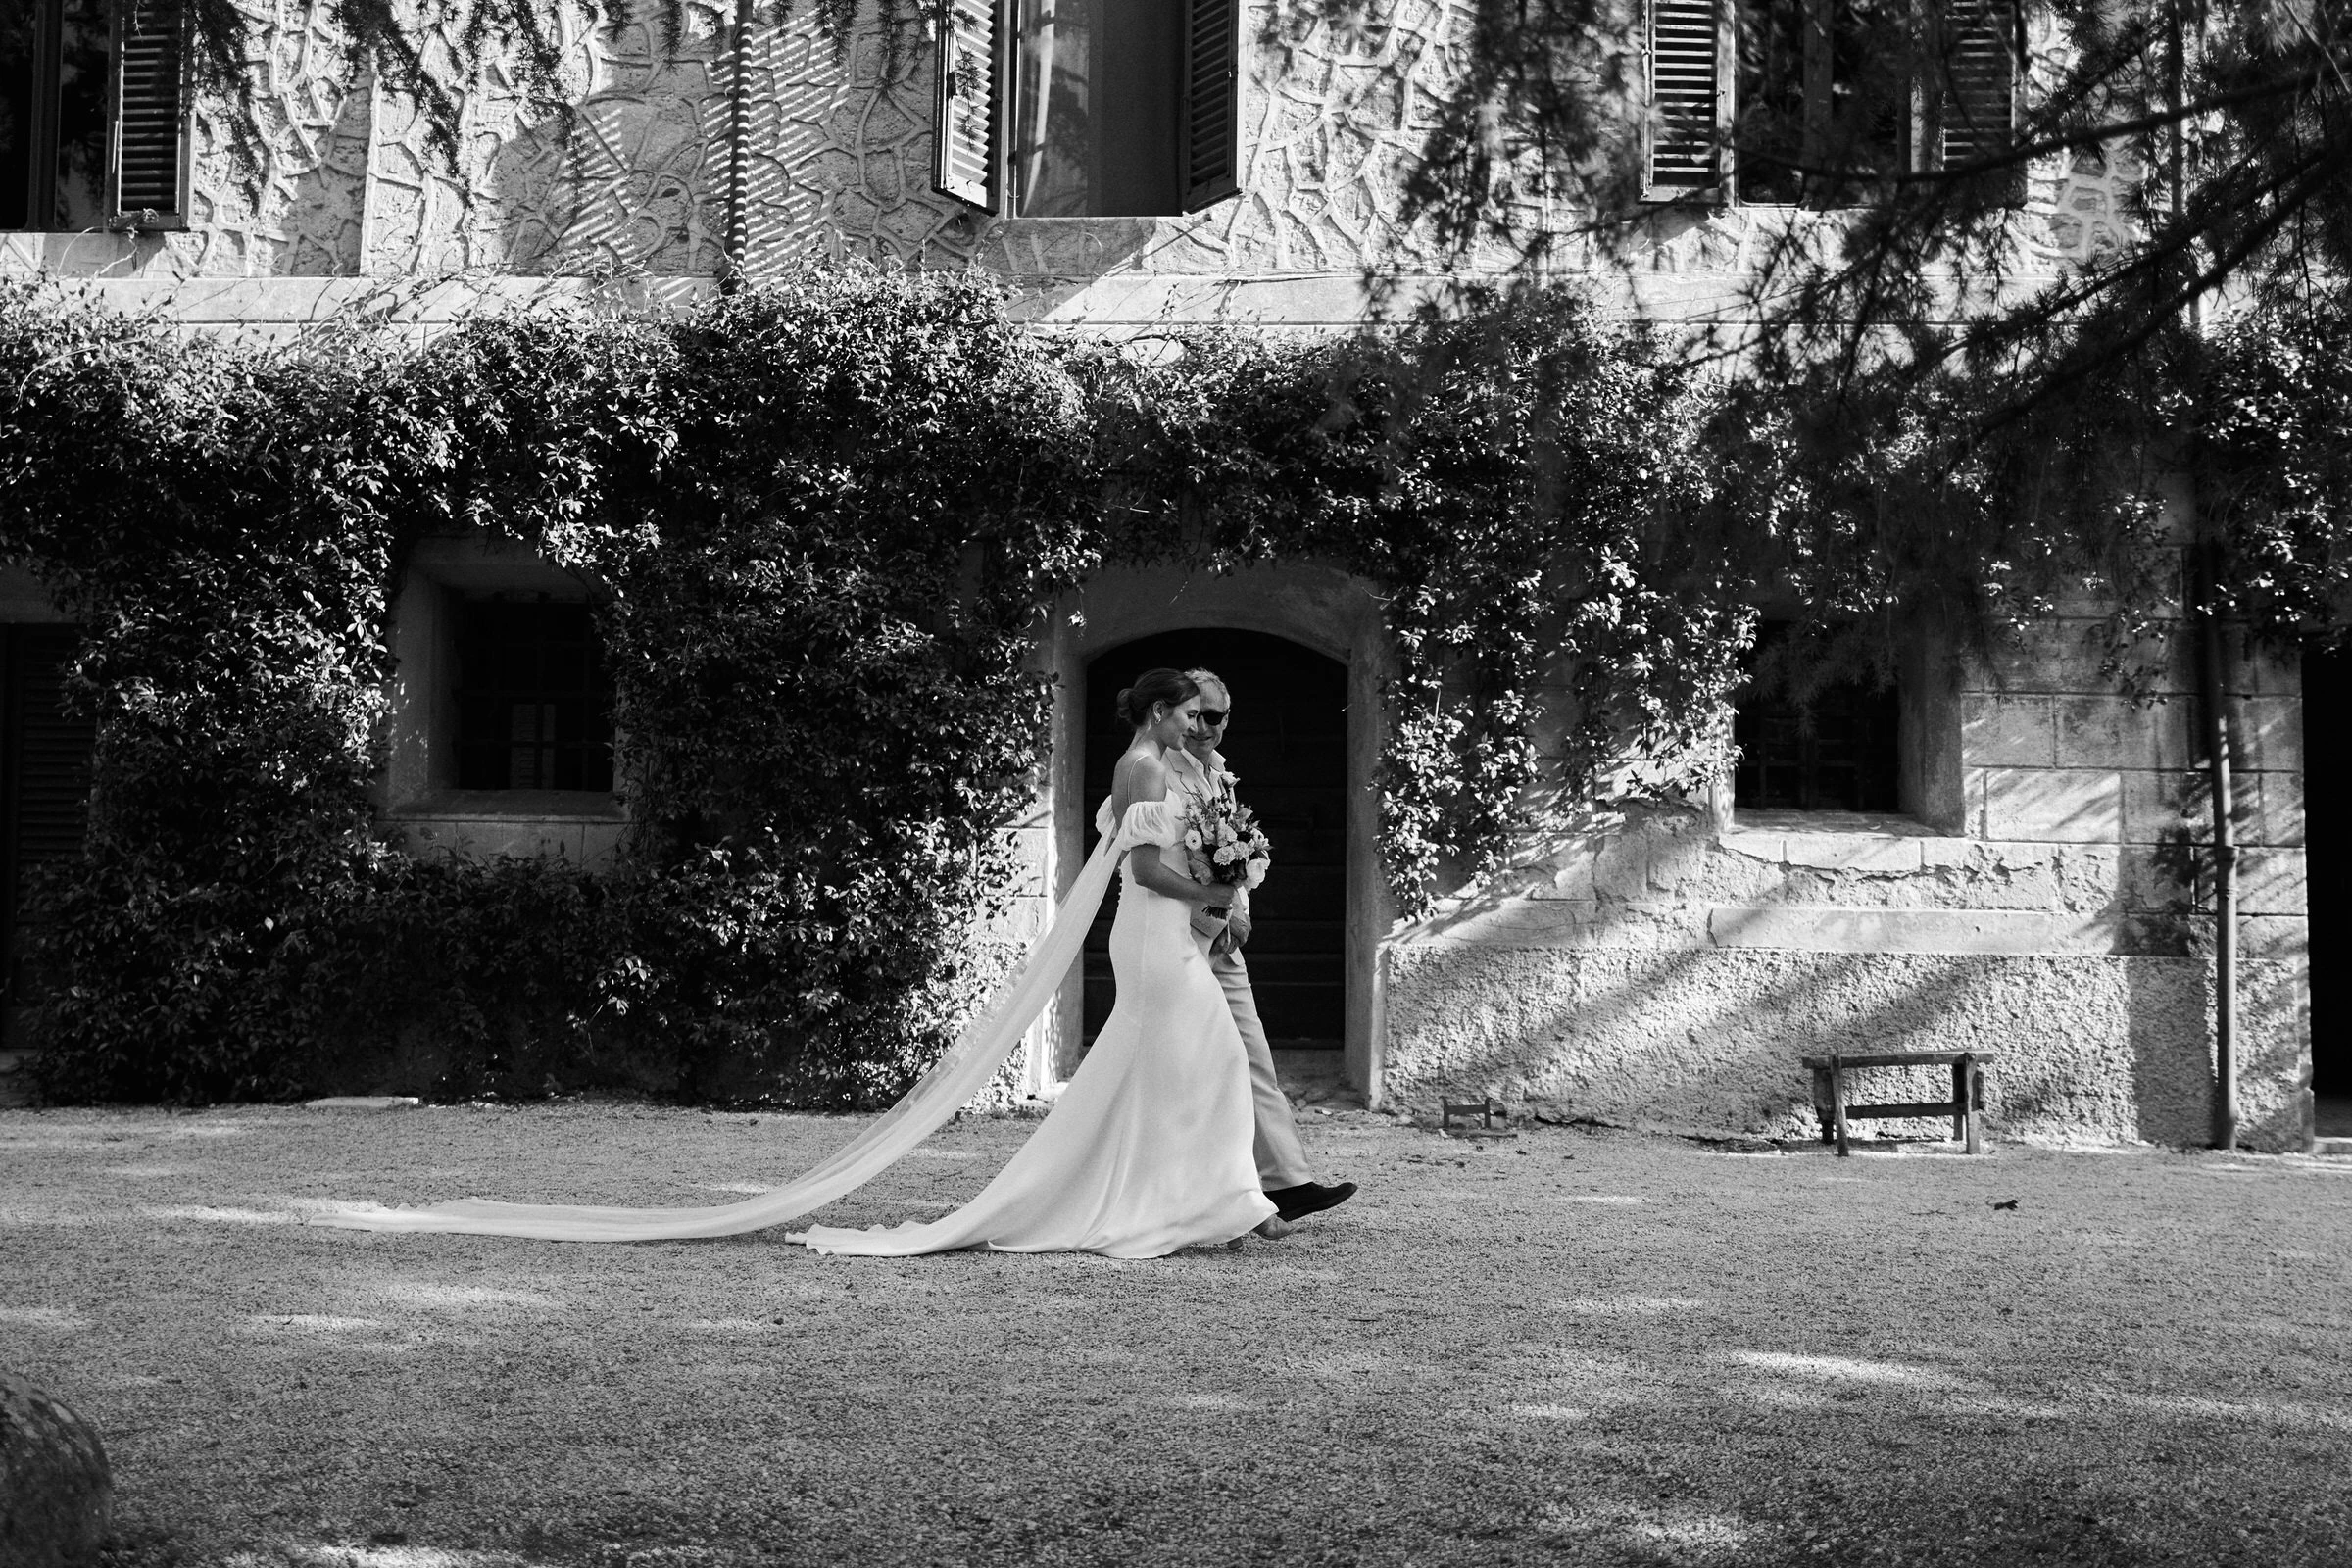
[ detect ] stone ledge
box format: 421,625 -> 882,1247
386,790 -> 625,821
1706,906 -> 2132,955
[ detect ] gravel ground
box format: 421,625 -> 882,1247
3,1099 -> 2349,1568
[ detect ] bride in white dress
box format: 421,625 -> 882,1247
792,670 -> 1275,1256
313,668 -> 1277,1259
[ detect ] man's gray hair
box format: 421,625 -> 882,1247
1184,667 -> 1230,703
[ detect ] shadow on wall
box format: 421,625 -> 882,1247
465,17 -> 727,277
1388,937 -> 2241,1146
270,71 -> 375,275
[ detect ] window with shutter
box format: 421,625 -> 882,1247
105,0 -> 188,227
998,0 -> 1225,218
1646,0 -> 1728,197
932,0 -> 1001,210
1180,0 -> 1240,211
1664,0 -> 2021,206
1936,0 -> 2019,172
0,624 -> 93,1019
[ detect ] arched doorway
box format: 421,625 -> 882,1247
1081,631 -> 1348,1053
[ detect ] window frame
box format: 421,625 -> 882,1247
1641,0 -> 2023,209
449,595 -> 616,797
1729,623 -> 1907,815
930,0 -> 1244,220
4,0 -> 191,232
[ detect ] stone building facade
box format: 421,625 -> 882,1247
0,0 -> 2318,1146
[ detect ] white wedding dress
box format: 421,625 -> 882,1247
791,795 -> 1274,1255
311,794 -> 1274,1258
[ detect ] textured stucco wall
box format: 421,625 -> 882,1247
7,0 -> 2147,331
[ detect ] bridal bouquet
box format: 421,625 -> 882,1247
1181,792 -> 1271,917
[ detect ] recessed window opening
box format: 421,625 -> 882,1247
1644,0 -> 2019,205
930,0 -> 1240,218
1013,0 -> 1184,216
453,598 -> 613,793
1735,0 -> 1909,205
1,0 -> 109,229
1733,623 -> 1901,812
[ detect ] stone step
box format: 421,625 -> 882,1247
2312,1137 -> 2352,1158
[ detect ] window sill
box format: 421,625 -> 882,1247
1728,808 -> 1938,837
1721,809 -> 1954,873
387,790 -> 625,821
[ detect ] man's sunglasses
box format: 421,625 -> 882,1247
1197,709 -> 1227,726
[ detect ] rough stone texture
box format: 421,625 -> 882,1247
391,811 -> 625,869
1385,943 -> 2306,1151
1380,598 -> 2310,1152
0,1370 -> 112,1568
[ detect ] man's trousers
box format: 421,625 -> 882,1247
1208,945 -> 1314,1189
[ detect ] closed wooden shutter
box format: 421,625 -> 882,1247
932,0 -> 1002,210
11,631 -> 92,868
1937,0 -> 2018,172
1,626 -> 94,1017
1646,0 -> 1728,197
1180,0 -> 1241,212
107,0 -> 191,228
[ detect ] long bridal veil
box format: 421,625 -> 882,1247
311,802 -> 1154,1242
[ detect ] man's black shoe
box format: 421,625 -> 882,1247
1265,1180 -> 1357,1222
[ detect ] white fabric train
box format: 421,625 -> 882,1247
308,798 -> 1168,1243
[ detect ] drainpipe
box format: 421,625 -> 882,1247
2170,9 -> 2234,1148
719,0 -> 757,293
2198,542 -> 2238,1151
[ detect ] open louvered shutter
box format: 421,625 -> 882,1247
107,0 -> 191,229
1937,0 -> 2020,192
931,0 -> 1002,210
1181,0 -> 1242,212
1645,0 -> 1727,198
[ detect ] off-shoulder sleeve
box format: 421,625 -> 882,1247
1093,798 -> 1116,838
1112,797 -> 1184,849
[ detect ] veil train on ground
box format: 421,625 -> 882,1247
309,806 -> 1139,1243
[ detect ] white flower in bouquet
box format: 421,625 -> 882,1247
1244,858 -> 1267,888
1183,828 -> 1203,849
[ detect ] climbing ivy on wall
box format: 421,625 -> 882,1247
1081,293 -> 1750,899
3,267 -> 2341,1104
0,267 -> 1092,1104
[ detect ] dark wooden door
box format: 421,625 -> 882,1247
2308,645 -> 2346,1115
1082,630 -> 1347,1050
1,624 -> 94,1044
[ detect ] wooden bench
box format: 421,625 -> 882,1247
1801,1051 -> 1994,1156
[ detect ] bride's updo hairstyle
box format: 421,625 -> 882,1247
1116,667 -> 1200,730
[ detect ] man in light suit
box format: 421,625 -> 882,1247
1172,668 -> 1356,1225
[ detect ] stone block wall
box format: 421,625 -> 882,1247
1379,597 -> 2311,1152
